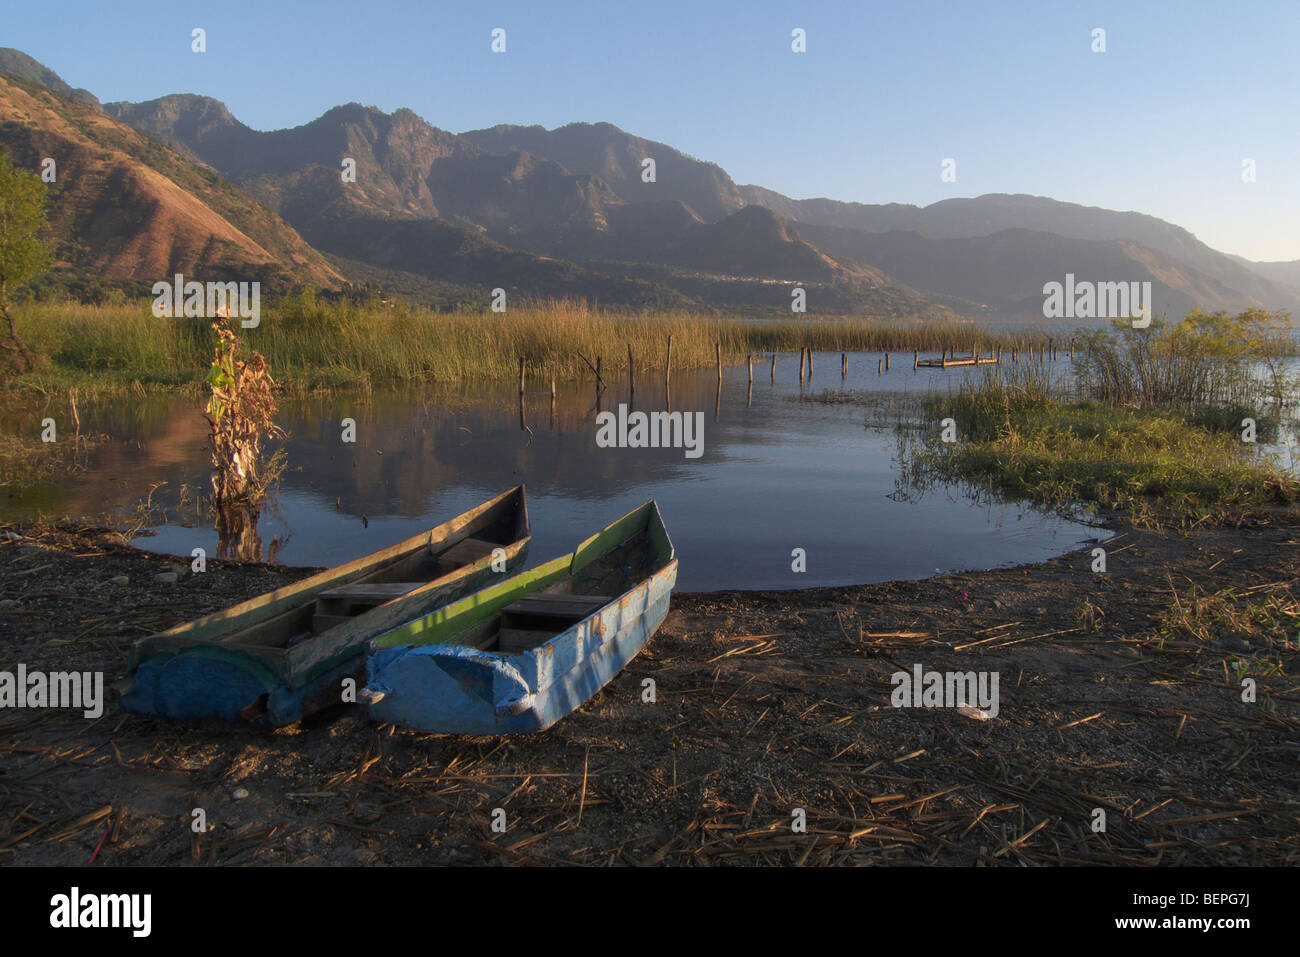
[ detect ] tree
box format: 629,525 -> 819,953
0,153 -> 51,372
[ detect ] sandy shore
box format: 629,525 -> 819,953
1,514 -> 1297,866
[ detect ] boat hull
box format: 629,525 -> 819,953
365,559 -> 676,734
118,487 -> 529,727
120,650 -> 365,727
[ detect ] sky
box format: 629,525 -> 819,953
5,0 -> 1299,261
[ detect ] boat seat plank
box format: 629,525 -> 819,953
316,582 -> 426,603
436,537 -> 498,567
502,594 -> 611,621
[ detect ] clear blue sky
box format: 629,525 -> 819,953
6,0 -> 1299,260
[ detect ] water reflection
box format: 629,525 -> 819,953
3,353 -> 1112,590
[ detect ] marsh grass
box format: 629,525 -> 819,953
906,357 -> 1300,523
1072,309 -> 1295,408
9,295 -> 1055,396
0,430 -> 103,487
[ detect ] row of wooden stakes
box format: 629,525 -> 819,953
518,337 -> 1076,395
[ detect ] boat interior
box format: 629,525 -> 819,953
230,499 -> 526,651
440,514 -> 668,655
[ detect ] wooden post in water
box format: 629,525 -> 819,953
596,355 -> 603,393
748,354 -> 754,385
913,349 -> 919,371
808,348 -> 814,378
518,357 -> 528,432
885,352 -> 890,371
550,360 -> 556,427
799,347 -> 806,387
877,358 -> 882,375
716,341 -> 722,385
770,353 -> 776,383
665,335 -> 672,412
841,353 -> 848,378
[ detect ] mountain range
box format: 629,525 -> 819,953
3,46 -> 1298,320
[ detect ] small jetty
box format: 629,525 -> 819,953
916,348 -> 1001,369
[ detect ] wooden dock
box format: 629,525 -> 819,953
916,350 -> 1000,369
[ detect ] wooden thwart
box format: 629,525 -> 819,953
502,594 -> 612,620
497,594 -> 614,653
435,537 -> 498,574
317,582 -> 426,604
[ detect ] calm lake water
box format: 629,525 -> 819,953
5,352 -> 1117,591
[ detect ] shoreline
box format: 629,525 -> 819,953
2,513 -> 1297,865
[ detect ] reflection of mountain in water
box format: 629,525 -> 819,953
1,361 -> 1100,590
271,373 -> 771,518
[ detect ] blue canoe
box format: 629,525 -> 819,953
117,487 -> 530,727
362,500 -> 677,734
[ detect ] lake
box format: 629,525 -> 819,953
3,351 -> 1112,591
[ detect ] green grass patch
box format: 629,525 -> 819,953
908,371 -> 1299,523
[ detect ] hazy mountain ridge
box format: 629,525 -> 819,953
4,48 -> 1295,318
799,223 -> 1262,320
743,188 -> 1297,313
101,93 -> 936,313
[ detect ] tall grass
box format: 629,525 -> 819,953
906,356 -> 1299,523
10,295 -> 1059,394
1072,309 -> 1294,409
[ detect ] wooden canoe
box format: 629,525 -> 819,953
118,486 -> 530,727
362,500 -> 677,734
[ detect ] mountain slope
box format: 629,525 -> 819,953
1232,255 -> 1300,296
0,74 -> 343,287
103,94 -> 934,312
462,122 -> 746,222
13,48 -> 1289,318
741,188 -> 1300,314
0,48 -> 100,109
800,223 -> 1254,319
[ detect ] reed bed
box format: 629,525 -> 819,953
10,296 -> 1056,394
905,352 -> 1299,523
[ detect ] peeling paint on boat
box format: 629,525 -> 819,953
364,501 -> 677,734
